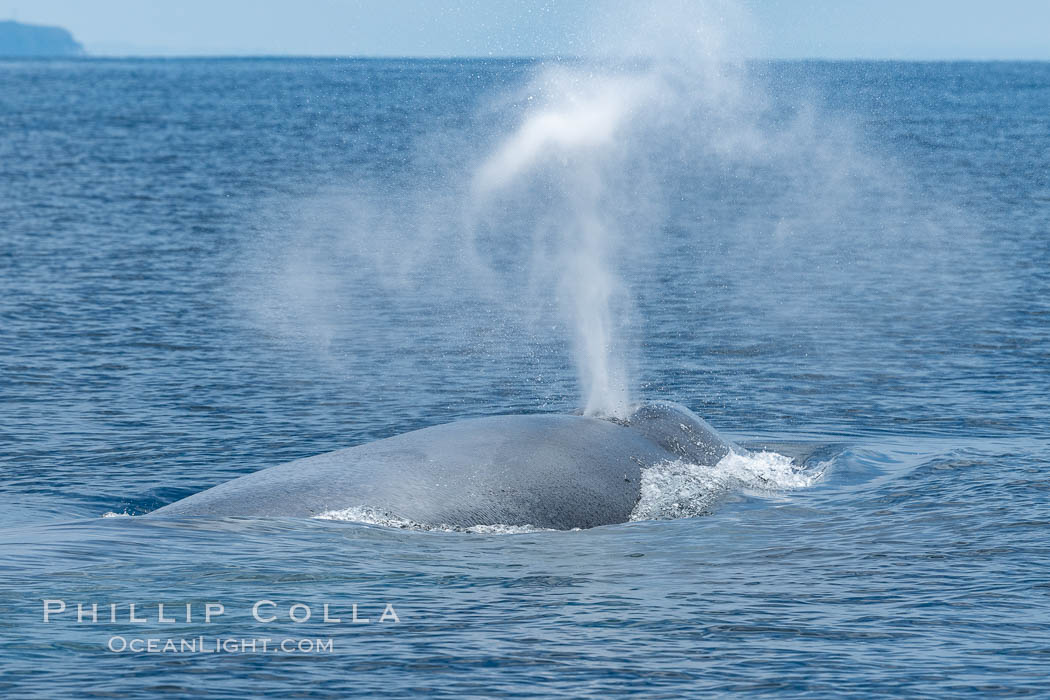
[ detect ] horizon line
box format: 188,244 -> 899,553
12,53 -> 1050,63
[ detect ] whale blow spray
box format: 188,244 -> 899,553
252,1 -> 923,419
468,72 -> 659,418
463,2 -> 749,417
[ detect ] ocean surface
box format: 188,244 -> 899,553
1,58 -> 1048,697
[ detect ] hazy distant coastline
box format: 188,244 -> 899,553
0,20 -> 83,56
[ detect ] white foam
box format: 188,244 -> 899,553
101,510 -> 132,518
313,506 -> 553,534
630,450 -> 823,521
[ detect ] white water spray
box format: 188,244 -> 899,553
247,1 -> 935,423
460,2 -> 757,417
469,72 -> 659,417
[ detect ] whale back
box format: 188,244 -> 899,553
148,414 -> 672,529
147,404 -> 738,529
621,401 -> 736,466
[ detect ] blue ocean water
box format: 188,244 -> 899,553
1,58 -> 1048,697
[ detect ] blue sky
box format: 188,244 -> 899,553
5,0 -> 1049,59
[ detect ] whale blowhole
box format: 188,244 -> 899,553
617,400 -> 738,467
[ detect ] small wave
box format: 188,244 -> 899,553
630,450 -> 824,521
101,510 -> 133,518
314,506 -> 554,534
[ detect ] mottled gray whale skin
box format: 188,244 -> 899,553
148,401 -> 736,529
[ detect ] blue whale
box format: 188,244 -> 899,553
148,401 -> 736,529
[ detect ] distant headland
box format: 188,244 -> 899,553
0,20 -> 84,57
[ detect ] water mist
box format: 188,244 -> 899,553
245,1 -> 951,424
468,71 -> 661,418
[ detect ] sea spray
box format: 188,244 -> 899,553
243,1 -> 951,419
468,71 -> 661,417
630,451 -> 826,521
460,18 -> 754,416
